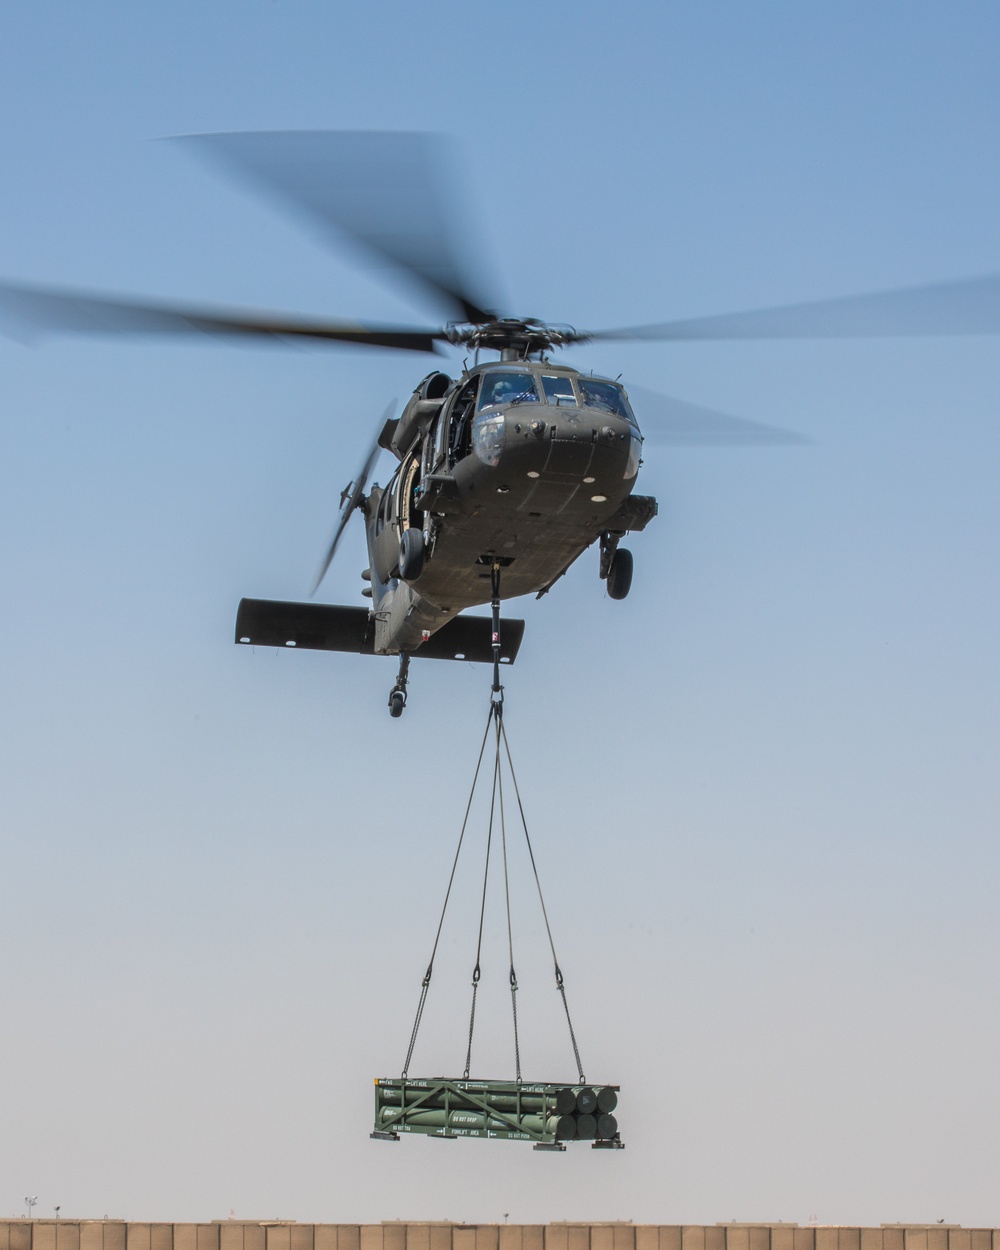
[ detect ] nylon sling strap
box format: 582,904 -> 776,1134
402,690 -> 585,1085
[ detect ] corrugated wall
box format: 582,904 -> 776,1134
1,1227 -> 998,1250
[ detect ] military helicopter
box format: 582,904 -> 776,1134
3,131 -> 999,716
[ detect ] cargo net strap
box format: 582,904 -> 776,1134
463,726 -> 497,1079
403,697 -> 585,1086
499,712 -> 585,1084
402,704 -> 493,1079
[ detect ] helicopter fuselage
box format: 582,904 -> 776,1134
364,360 -> 657,655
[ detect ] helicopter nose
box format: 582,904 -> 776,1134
504,405 -> 632,481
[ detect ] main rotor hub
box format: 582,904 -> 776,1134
444,318 -> 586,357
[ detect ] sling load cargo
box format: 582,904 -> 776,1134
373,1079 -> 619,1146
371,581 -> 623,1150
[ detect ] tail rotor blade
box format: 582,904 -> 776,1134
311,401 -> 395,596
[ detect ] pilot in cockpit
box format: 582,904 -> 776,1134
490,379 -> 514,406
491,376 -> 538,406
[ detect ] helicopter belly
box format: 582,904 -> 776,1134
412,440 -> 637,608
372,580 -> 453,653
418,516 -> 599,606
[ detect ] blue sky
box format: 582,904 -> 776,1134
1,0 -> 999,1228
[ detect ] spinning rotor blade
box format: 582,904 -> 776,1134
0,282 -> 442,353
626,386 -> 808,446
590,275 -> 1000,342
175,131 -> 499,324
311,401 -> 394,596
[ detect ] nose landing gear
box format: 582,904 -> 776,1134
388,651 -> 410,717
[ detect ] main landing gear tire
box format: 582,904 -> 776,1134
399,527 -> 425,580
388,689 -> 406,718
607,547 -> 633,600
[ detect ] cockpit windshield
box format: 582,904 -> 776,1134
541,374 -> 577,405
579,378 -> 634,420
477,371 -> 539,410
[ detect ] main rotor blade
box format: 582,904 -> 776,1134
590,275 -> 1000,342
0,281 -> 442,353
312,401 -> 393,596
174,131 -> 499,324
626,386 -> 808,446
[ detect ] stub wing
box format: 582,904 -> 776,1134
235,598 -> 525,664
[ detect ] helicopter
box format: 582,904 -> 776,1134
235,346 -> 658,716
2,131 -> 999,716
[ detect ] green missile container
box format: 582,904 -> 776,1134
378,1086 -> 579,1115
372,1076 -> 622,1147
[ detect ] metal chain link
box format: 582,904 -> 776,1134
558,979 -> 585,1084
402,973 -> 430,1079
510,973 -> 522,1083
463,973 -> 479,1079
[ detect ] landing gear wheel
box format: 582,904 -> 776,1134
388,689 -> 406,718
607,547 -> 633,600
399,527 -> 425,580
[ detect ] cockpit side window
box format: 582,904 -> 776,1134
375,477 -> 396,535
477,371 -> 539,410
383,478 -> 395,520
447,376 -> 480,466
541,374 -> 577,405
